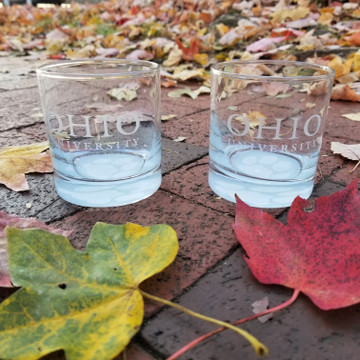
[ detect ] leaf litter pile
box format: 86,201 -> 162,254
1,0 -> 360,99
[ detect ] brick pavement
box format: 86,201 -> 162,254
0,55 -> 359,360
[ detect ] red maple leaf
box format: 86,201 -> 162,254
175,37 -> 199,61
234,180 -> 360,311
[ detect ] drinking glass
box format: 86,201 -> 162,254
37,59 -> 161,207
209,60 -> 334,208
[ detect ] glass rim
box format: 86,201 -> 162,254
36,59 -> 159,80
211,60 -> 335,82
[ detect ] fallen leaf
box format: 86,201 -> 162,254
163,46 -> 183,67
328,56 -> 352,80
341,113 -> 360,121
263,83 -> 290,97
348,31 -> 360,47
168,86 -> 210,99
30,112 -> 43,118
219,28 -> 241,46
161,114 -> 177,121
285,16 -> 318,29
331,142 -> 360,162
66,45 -> 96,60
171,68 -> 208,82
107,88 -> 137,101
305,102 -> 316,109
234,111 -> 267,130
0,142 -> 53,192
194,53 -> 209,66
318,12 -> 333,26
354,50 -> 360,72
246,37 -> 286,53
234,180 -> 360,310
0,222 -> 178,359
0,212 -> 72,288
96,47 -> 120,58
125,49 -> 154,60
161,78 -> 177,88
331,84 -> 360,102
175,37 -> 199,61
45,28 -> 69,42
336,72 -> 359,85
174,136 -> 187,142
271,7 -> 310,23
251,296 -> 273,323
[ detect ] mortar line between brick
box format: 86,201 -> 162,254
0,120 -> 44,133
0,85 -> 38,92
132,337 -> 167,360
162,152 -> 208,175
35,200 -> 83,224
140,242 -> 241,326
165,106 -> 209,119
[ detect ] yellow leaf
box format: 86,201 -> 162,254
147,23 -> 164,37
163,46 -> 183,67
107,88 -> 137,101
0,223 -> 178,360
215,23 -> 229,37
168,86 -> 210,99
318,12 -> 333,25
271,6 -> 309,23
328,56 -> 352,80
0,142 -> 53,192
171,68 -> 209,81
66,45 -> 96,60
161,114 -> 177,121
194,53 -> 209,66
240,111 -> 267,129
353,50 -> 360,72
353,9 -> 360,18
129,26 -> 142,39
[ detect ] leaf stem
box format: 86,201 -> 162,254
139,289 -> 268,357
167,288 -> 300,360
350,159 -> 360,173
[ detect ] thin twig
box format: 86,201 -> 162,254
139,289 -> 268,357
167,288 -> 301,360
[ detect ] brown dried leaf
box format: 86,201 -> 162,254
0,142 -> 53,192
331,84 -> 360,102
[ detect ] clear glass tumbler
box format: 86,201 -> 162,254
37,59 -> 161,207
209,60 -> 334,208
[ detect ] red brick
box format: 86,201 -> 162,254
329,162 -> 360,185
161,110 -> 210,147
325,101 -> 360,142
52,190 -> 237,314
163,156 -> 291,217
316,136 -> 346,182
162,156 -> 237,215
0,87 -> 43,132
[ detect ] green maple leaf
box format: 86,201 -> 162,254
0,222 -> 178,360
